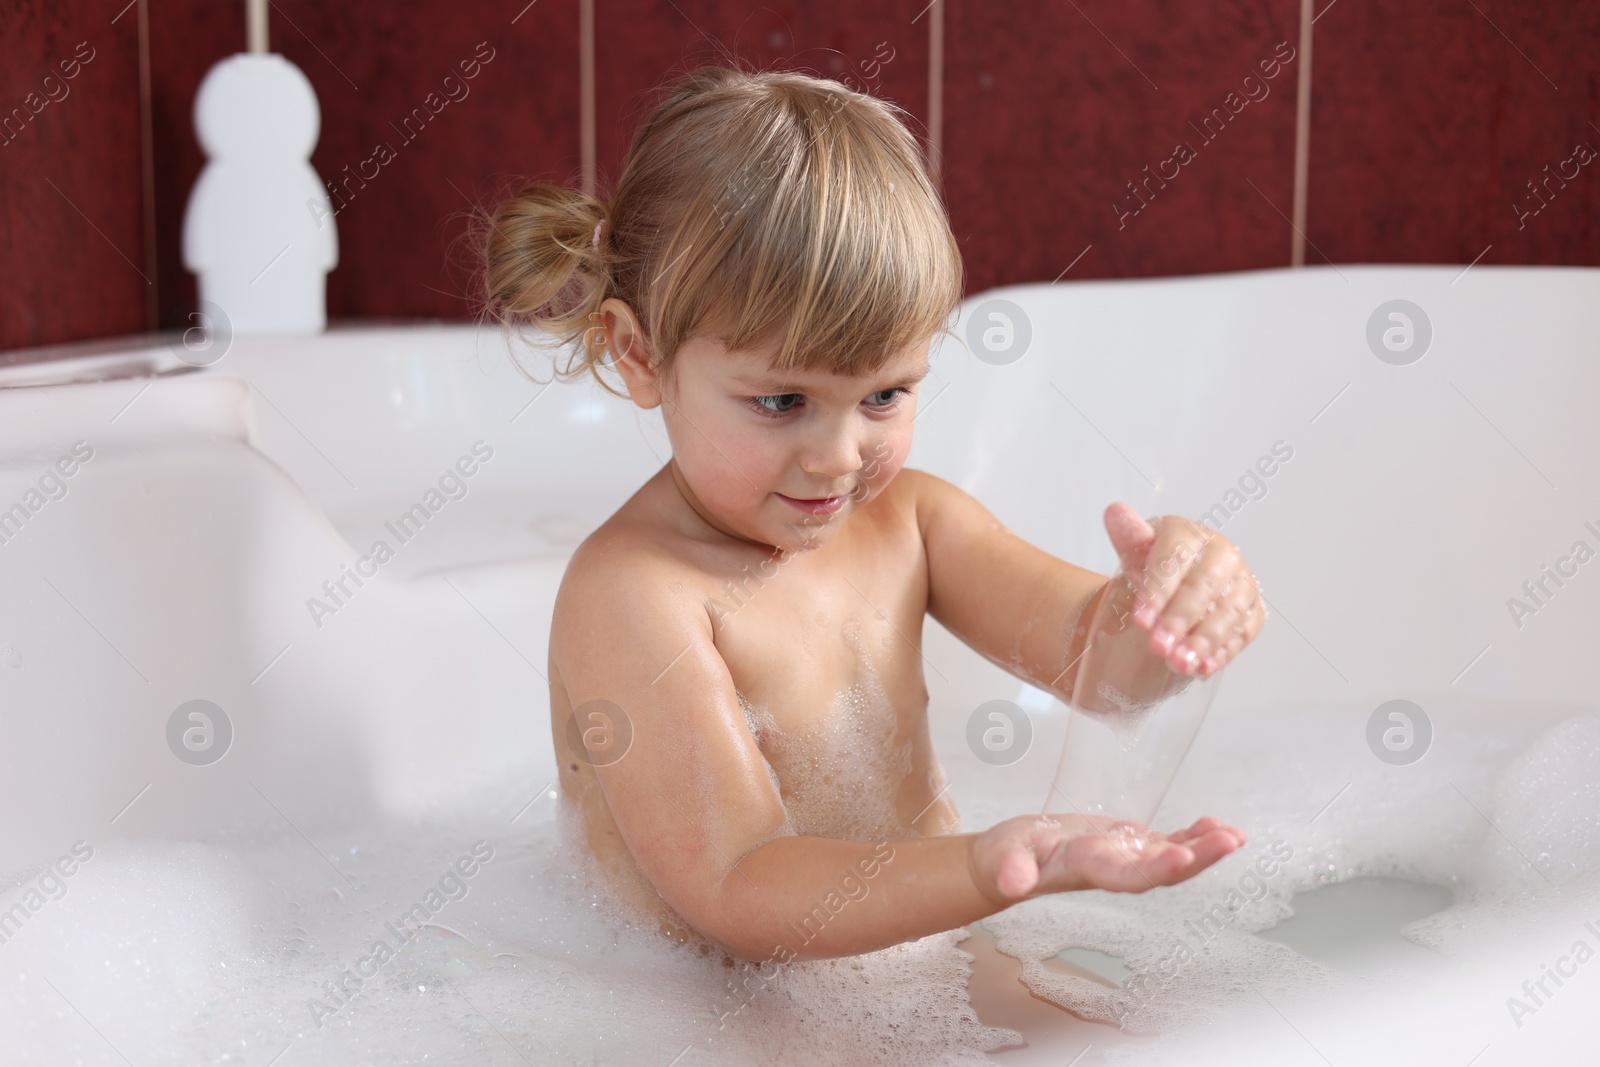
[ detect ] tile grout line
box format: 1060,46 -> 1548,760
580,0 -> 596,197
927,0 -> 944,190
1290,0 -> 1314,268
137,0 -> 160,328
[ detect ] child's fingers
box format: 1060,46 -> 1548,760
1198,605 -> 1265,675
1200,633 -> 1244,675
1199,580 -> 1266,674
1172,570 -> 1259,672
1169,826 -> 1246,876
1135,826 -> 1244,885
1130,520 -> 1214,629
1103,502 -> 1159,577
1147,541 -> 1242,670
1165,816 -> 1228,845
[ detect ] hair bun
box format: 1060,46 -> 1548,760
480,180 -> 613,390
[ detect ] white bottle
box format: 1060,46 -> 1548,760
183,53 -> 337,335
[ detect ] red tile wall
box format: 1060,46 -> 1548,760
2,0 -> 1596,356
1309,0 -> 1600,266
943,0 -> 1303,290
1,0 -> 148,351
593,0 -> 931,187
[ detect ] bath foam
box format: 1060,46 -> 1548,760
1481,711 -> 1600,886
984,706 -> 1600,1056
696,921 -> 1022,1065
0,773 -> 1016,1066
0,840 -> 288,1062
739,619 -> 916,841
1404,710 -> 1600,957
982,847 -> 1339,1038
552,803 -> 1021,1065
1069,713 -> 1600,1064
984,797 -> 1483,1042
982,796 -> 1431,1038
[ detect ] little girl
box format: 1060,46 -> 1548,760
484,66 -> 1262,962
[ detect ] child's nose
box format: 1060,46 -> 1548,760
799,427 -> 863,479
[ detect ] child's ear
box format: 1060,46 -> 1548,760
597,297 -> 663,409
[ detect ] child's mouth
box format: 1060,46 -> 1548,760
775,492 -> 847,516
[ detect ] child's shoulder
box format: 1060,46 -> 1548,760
887,465 -> 951,500
552,478 -> 725,624
885,465 -> 980,525
559,504 -> 687,600
888,466 -> 1017,556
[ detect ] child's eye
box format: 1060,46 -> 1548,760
750,393 -> 803,416
864,387 -> 906,408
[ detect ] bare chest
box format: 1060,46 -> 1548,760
704,548 -> 940,840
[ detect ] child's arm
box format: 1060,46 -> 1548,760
908,470 -> 1263,703
554,531 -> 1243,962
723,811 -> 1243,960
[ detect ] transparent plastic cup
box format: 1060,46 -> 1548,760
1042,567 -> 1222,825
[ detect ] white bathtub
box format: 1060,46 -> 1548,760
1,265 -> 1595,1064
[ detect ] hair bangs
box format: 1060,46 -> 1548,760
647,81 -> 963,379
485,66 -> 962,394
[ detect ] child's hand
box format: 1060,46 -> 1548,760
1103,503 -> 1265,677
969,813 -> 1246,904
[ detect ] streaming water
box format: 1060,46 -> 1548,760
1084,681 -> 1164,751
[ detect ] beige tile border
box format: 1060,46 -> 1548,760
1291,0 -> 1313,266
580,0 -> 597,196
927,0 -> 945,189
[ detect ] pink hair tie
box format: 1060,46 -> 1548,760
592,221 -> 603,250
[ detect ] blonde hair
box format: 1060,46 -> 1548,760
481,64 -> 964,394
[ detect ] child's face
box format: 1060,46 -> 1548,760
651,333 -> 931,553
